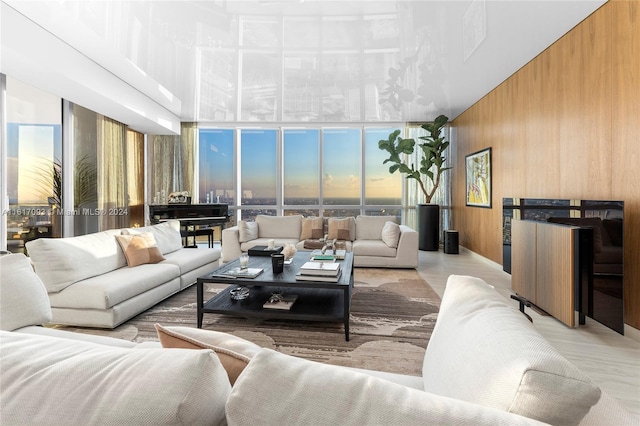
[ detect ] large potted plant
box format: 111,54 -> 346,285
378,114 -> 451,250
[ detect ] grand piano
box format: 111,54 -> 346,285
149,204 -> 229,248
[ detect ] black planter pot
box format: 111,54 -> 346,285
417,204 -> 440,251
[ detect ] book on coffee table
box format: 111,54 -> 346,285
310,253 -> 336,262
263,295 -> 298,310
300,261 -> 340,276
221,267 -> 264,278
295,270 -> 342,282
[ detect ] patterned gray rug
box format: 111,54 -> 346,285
57,268 -> 440,376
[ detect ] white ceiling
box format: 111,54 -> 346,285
1,0 -> 606,135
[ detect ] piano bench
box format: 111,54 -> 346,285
195,228 -> 214,248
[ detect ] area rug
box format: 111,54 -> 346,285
57,268 -> 440,376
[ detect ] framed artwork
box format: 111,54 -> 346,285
465,147 -> 492,208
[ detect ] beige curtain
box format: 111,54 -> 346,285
126,129 -> 145,227
150,122 -> 196,203
97,115 -> 128,230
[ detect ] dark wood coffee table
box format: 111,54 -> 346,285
196,251 -> 354,340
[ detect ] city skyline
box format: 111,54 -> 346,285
199,127 -> 402,201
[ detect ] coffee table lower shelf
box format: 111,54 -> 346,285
197,284 -> 351,340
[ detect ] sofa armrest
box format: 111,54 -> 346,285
221,226 -> 242,262
395,225 -> 419,268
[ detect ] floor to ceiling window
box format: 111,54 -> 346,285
198,125 -> 404,223
4,76 -> 62,253
364,127 -> 402,217
1,75 -> 147,251
283,129 -> 320,216
322,128 -> 362,217
198,129 -> 235,205
240,129 -> 278,219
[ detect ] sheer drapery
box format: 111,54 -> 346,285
97,115 -> 128,229
150,122 -> 196,203
126,129 -> 145,227
402,126 -> 452,235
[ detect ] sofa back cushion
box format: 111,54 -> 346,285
26,229 -> 126,293
423,275 -> 601,426
238,220 -> 258,242
381,221 -> 401,248
356,215 -> 397,240
121,220 -> 183,255
226,348 -> 545,426
256,214 -> 302,239
0,331 -> 230,425
0,254 -> 52,331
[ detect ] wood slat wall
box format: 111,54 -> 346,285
451,0 -> 640,332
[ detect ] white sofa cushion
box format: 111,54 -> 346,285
256,214 -> 302,239
238,220 -> 258,242
161,247 -> 221,275
0,331 -> 230,425
352,240 -> 397,257
48,262 -> 180,309
381,221 -> 401,247
25,229 -> 126,293
226,348 -> 545,426
356,215 -> 396,240
423,275 -> 601,426
0,254 -> 52,331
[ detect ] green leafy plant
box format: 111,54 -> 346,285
378,114 -> 451,204
33,156 -> 97,208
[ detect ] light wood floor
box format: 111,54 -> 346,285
416,247 -> 640,416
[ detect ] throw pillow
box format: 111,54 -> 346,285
115,232 -> 165,267
0,253 -> 52,331
300,217 -> 324,240
238,221 -> 258,243
327,217 -> 355,241
381,221 -> 401,248
155,324 -> 261,385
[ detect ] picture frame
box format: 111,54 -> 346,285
465,147 -> 492,208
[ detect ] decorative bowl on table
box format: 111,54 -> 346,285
230,286 -> 250,301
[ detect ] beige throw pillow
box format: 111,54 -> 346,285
381,221 -> 401,248
155,324 -> 261,385
238,221 -> 258,243
300,217 -> 324,240
115,232 -> 165,267
327,217 -> 355,241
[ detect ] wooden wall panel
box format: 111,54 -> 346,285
611,0 -> 640,332
451,1 -> 640,331
536,223 -> 576,328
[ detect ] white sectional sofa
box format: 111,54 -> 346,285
24,220 -> 220,328
1,253 -> 637,425
222,214 -> 419,268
